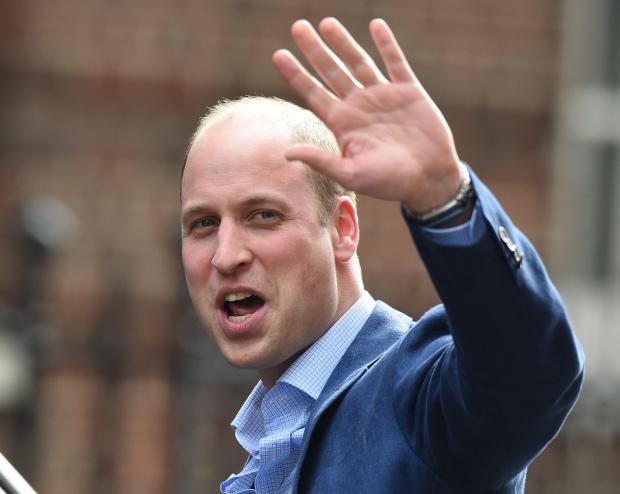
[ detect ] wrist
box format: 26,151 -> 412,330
404,163 -> 475,227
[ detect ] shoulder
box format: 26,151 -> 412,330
349,302 -> 455,395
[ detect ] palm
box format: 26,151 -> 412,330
329,83 -> 455,201
273,18 -> 461,213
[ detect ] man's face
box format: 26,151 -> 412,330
181,120 -> 340,384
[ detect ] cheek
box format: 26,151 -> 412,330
182,243 -> 213,286
261,233 -> 330,273
279,237 -> 335,297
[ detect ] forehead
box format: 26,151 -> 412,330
181,119 -> 314,209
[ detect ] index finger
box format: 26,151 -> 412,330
272,49 -> 338,122
291,19 -> 362,98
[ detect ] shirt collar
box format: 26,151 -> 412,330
278,291 -> 375,399
231,291 -> 375,431
231,382 -> 268,454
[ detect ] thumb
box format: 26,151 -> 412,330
285,144 -> 350,185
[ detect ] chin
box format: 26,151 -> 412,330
226,358 -> 262,370
222,349 -> 272,371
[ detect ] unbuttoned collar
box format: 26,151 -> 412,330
230,291 -> 375,449
279,291 -> 376,400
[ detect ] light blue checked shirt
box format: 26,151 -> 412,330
220,291 -> 376,494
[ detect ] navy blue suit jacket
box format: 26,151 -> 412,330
291,171 -> 584,493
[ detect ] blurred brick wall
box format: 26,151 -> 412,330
1,1 -> 609,493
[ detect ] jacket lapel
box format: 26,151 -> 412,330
292,301 -> 413,490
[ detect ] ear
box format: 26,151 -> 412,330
331,197 -> 359,263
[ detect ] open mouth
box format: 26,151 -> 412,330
223,291 -> 265,322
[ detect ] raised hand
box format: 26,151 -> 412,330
272,18 -> 462,215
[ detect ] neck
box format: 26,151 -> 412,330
259,355 -> 299,389
258,277 -> 365,390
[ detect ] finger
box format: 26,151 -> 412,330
369,19 -> 417,84
290,19 -> 361,98
318,17 -> 387,87
272,49 -> 338,122
285,144 -> 354,189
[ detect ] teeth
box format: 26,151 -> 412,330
228,314 -> 251,322
224,291 -> 254,302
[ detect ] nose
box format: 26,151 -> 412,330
211,220 -> 252,274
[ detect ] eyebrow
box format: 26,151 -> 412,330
181,194 -> 291,224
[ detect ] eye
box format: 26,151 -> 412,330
198,218 -> 218,227
254,210 -> 276,220
249,209 -> 282,225
189,217 -> 219,233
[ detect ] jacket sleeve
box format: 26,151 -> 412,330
392,166 -> 584,490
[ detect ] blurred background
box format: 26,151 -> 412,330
0,0 -> 618,493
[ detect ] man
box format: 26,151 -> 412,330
181,17 -> 584,494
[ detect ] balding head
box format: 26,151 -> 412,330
182,96 -> 355,225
